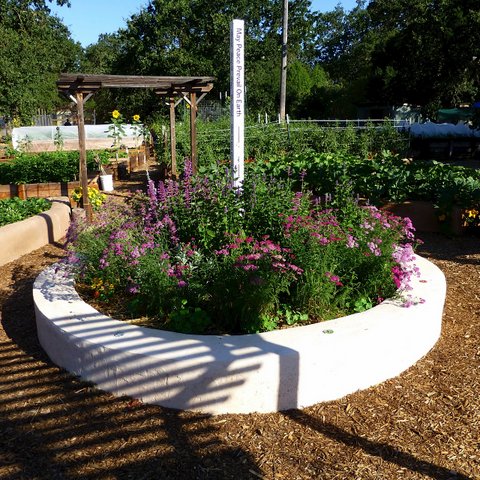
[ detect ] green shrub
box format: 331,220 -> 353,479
246,150 -> 480,210
0,150 -> 110,185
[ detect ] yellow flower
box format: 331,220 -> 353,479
71,187 -> 106,210
71,187 -> 82,203
467,208 -> 479,218
133,114 -> 140,122
112,110 -> 121,119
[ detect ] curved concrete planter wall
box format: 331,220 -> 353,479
0,198 -> 71,266
33,255 -> 446,415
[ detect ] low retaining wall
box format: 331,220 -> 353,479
33,255 -> 446,415
0,198 -> 71,266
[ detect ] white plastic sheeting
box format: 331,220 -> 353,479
410,122 -> 480,138
12,124 -> 144,151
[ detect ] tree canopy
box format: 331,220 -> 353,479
314,0 -> 480,117
0,0 -> 80,123
2,0 -> 480,124
366,0 -> 480,115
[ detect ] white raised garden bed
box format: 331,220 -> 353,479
33,255 -> 445,414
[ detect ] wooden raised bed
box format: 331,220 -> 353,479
0,175 -> 99,205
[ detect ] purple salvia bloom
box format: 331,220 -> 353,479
183,157 -> 193,179
147,179 -> 157,206
128,285 -> 140,294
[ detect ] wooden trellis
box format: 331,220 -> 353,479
57,73 -> 215,221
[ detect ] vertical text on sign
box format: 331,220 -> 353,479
230,19 -> 244,189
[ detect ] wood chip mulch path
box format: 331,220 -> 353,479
0,217 -> 479,478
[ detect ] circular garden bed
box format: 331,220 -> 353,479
33,254 -> 445,415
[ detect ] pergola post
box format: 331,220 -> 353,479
169,96 -> 177,177
189,92 -> 197,173
75,92 -> 92,223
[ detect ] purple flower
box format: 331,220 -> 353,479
361,221 -> 374,231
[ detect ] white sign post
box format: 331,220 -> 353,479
230,19 -> 245,189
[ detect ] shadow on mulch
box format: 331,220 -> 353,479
0,248 -> 261,480
0,229 -> 479,478
415,232 -> 480,266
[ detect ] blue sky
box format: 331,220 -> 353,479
50,0 -> 359,48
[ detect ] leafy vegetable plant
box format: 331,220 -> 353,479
0,197 -> 50,227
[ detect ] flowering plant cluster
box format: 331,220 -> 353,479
462,207 -> 480,227
67,161 -> 419,334
71,186 -> 106,210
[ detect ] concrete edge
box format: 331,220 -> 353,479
33,254 -> 446,414
0,197 -> 71,266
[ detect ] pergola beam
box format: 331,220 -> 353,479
57,74 -> 214,96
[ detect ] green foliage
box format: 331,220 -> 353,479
0,150 -> 104,184
4,0 -> 479,125
67,162 -> 417,335
168,299 -> 212,334
256,150 -> 480,211
0,0 -> 81,123
53,127 -> 64,151
150,117 -> 409,170
310,1 -> 480,116
0,197 -> 50,227
365,0 -> 480,112
77,0 -> 319,120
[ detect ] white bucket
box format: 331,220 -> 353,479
99,174 -> 114,192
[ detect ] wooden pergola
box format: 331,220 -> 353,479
57,73 -> 215,221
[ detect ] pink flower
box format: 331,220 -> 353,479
325,272 -> 343,287
346,235 -> 358,248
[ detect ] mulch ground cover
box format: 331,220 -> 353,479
0,171 -> 479,479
